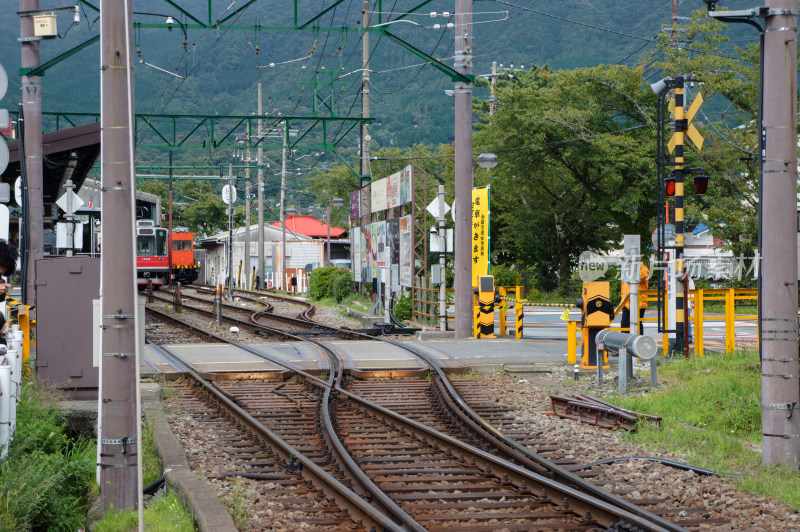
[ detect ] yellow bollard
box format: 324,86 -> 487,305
515,300 -> 524,339
567,320 -> 577,364
695,289 -> 704,356
498,287 -> 507,335
725,288 -> 735,354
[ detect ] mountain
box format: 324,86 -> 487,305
0,0 -> 760,152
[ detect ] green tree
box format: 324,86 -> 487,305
653,7 -> 800,260
475,64 -> 658,289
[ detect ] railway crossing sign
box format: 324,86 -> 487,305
668,92 -> 704,152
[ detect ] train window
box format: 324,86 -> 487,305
172,240 -> 192,251
155,230 -> 168,256
137,236 -> 155,256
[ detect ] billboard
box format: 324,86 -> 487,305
472,187 -> 491,286
351,227 -> 361,282
399,215 -> 412,287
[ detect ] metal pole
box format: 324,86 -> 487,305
489,61 -> 497,116
227,164 -> 234,299
257,83 -> 265,290
761,0 -> 798,467
326,201 -> 332,266
281,121 -> 288,290
244,180 -> 250,288
454,0 -> 474,338
168,151 -> 173,287
20,0 -> 43,307
99,0 -> 138,510
438,185 -> 447,331
65,179 -> 74,257
673,76 -> 686,356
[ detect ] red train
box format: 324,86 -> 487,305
135,220 -> 199,288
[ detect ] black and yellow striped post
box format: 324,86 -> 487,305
474,275 -> 497,339
515,299 -> 524,339
672,76 -> 686,356
497,287 -> 508,334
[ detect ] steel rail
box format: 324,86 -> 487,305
148,343 -> 406,532
219,337 -> 673,530
382,338 -> 686,532
147,292 -> 681,530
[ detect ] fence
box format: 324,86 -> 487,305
565,288 -> 759,359
412,276 -> 454,329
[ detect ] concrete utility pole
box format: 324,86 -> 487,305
20,0 -> 43,306
489,61 -> 497,116
359,2 -> 372,296
244,180 -> 251,288
99,0 -> 138,510
227,164 -> 234,298
760,0 -> 798,467
257,83 -> 265,290
280,121 -> 288,290
361,2 -> 372,183
454,0 -> 474,338
168,151 -> 173,287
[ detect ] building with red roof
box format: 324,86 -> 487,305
269,214 -> 347,239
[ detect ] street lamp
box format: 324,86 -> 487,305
326,198 -> 344,266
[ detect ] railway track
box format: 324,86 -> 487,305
146,292 -> 685,530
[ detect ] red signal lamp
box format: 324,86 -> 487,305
665,176 -> 676,197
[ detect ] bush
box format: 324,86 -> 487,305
491,265 -> 523,288
330,268 -> 354,303
308,266 -> 339,300
393,294 -> 412,322
0,380 -> 96,531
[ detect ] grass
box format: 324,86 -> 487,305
603,350 -> 800,510
91,491 -> 195,532
0,378 -> 96,531
220,478 -> 253,528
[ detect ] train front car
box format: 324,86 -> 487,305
170,228 -> 199,285
136,221 -> 170,288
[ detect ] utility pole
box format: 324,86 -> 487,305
359,2 -> 372,297
489,61 -> 497,116
99,0 -> 138,511
244,180 -> 251,289
227,164 -> 234,299
20,0 -> 43,307
280,121 -> 288,290
760,0 -> 798,467
454,0 -> 474,338
257,83 -> 265,290
361,2 -> 372,183
168,151 -> 173,287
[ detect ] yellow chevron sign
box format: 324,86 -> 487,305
668,92 -> 704,153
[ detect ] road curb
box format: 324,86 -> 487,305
143,385 -> 238,532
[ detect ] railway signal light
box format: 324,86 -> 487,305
665,174 -> 676,197
693,172 -> 710,195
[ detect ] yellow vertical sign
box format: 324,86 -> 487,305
471,187 -> 490,286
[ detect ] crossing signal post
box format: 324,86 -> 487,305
653,75 -> 704,357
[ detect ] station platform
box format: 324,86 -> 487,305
142,337 -> 569,378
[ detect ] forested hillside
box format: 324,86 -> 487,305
0,0 -> 756,149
